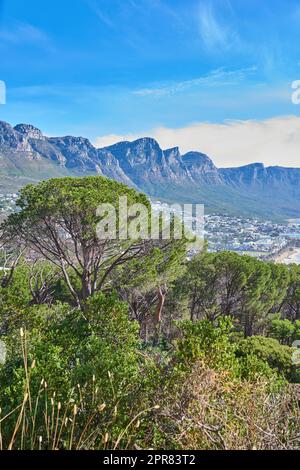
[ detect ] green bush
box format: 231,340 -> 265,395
236,336 -> 300,382
0,293 -> 152,448
269,318 -> 297,345
174,317 -> 281,385
175,317 -> 238,373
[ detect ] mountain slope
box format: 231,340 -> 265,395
0,120 -> 299,220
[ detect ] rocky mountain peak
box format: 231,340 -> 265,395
0,121 -> 14,134
182,151 -> 215,167
1,120 -> 300,219
164,147 -> 180,159
239,162 -> 265,171
0,120 -> 33,152
132,137 -> 160,147
49,135 -> 94,149
14,123 -> 44,140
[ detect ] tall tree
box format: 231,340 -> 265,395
1,177 -> 158,309
280,264 -> 300,321
1,176 -> 188,318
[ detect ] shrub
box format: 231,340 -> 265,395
236,336 -> 300,382
269,318 -> 296,345
175,317 -> 238,373
0,294 -> 153,448
148,360 -> 300,450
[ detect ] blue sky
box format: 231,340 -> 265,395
1,0 -> 300,152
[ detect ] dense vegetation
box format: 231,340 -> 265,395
0,176 -> 299,450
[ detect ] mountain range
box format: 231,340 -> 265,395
1,120 -> 300,220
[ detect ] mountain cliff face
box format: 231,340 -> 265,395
0,120 -> 300,219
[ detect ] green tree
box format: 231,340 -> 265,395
178,252 -> 288,337
269,317 -> 300,345
112,241 -> 187,338
240,261 -> 288,337
269,318 -> 295,345
280,264 -> 300,321
1,177 -> 159,310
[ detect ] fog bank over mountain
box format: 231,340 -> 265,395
94,116 -> 300,169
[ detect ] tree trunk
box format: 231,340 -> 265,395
155,286 -> 166,324
244,313 -> 253,338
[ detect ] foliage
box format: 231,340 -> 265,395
269,317 -> 300,345
236,336 -> 300,382
1,177 -> 153,306
174,251 -> 290,336
148,361 -> 300,450
1,308 -> 299,450
1,176 -> 300,450
175,317 -> 238,372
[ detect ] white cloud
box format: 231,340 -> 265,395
93,116 -> 300,168
197,1 -> 238,52
132,66 -> 257,97
0,22 -> 51,46
94,133 -> 132,148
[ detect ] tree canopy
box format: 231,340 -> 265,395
1,176 -> 187,322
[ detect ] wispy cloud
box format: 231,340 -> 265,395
0,21 -> 53,50
10,66 -> 257,102
85,0 -> 116,30
132,66 -> 257,97
197,0 -> 238,52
